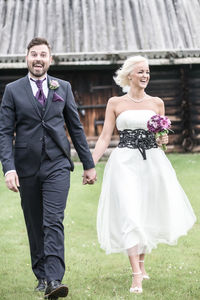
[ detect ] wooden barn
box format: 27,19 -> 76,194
1,0 -> 200,152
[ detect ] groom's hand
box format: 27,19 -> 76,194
82,168 -> 97,185
5,171 -> 20,192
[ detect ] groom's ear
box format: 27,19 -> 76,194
51,55 -> 58,65
25,54 -> 28,65
49,55 -> 53,64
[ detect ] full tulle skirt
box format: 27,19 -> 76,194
97,147 -> 196,255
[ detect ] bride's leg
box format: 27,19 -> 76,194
128,254 -> 143,292
139,253 -> 150,279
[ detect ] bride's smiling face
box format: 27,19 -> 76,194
128,61 -> 150,89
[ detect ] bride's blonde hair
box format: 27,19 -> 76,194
114,56 -> 149,88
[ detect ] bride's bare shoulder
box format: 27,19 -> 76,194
107,95 -> 126,106
146,95 -> 164,114
147,95 -> 163,104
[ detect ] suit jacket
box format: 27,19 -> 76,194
0,75 -> 94,177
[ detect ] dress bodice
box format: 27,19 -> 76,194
116,110 -> 156,131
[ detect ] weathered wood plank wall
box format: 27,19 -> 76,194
187,66 -> 200,152
0,64 -> 200,152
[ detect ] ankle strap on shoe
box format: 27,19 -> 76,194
132,272 -> 142,276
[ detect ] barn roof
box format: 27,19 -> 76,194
0,0 -> 200,68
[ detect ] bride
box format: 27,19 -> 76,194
91,56 -> 196,294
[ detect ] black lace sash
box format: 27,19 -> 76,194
118,129 -> 158,160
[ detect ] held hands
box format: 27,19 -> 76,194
82,168 -> 97,185
5,172 -> 20,192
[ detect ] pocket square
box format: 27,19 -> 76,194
52,92 -> 64,102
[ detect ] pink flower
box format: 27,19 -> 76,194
49,80 -> 60,90
160,118 -> 171,129
147,114 -> 172,151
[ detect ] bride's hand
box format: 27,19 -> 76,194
156,134 -> 168,146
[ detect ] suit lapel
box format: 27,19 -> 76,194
23,76 -> 42,119
43,75 -> 54,118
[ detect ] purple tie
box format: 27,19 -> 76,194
31,78 -> 46,106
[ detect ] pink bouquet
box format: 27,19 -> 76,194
147,115 -> 171,150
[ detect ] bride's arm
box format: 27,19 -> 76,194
157,98 -> 169,145
157,98 -> 165,115
92,98 -> 116,165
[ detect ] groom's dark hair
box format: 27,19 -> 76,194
27,37 -> 51,53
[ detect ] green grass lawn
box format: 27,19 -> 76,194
0,153 -> 200,300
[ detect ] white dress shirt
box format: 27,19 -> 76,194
29,74 -> 49,98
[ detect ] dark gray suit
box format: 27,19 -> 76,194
0,75 -> 94,282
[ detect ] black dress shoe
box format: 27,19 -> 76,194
44,280 -> 68,299
35,279 -> 47,292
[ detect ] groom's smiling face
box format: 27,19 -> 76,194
26,44 -> 52,79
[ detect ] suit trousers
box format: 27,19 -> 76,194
19,153 -> 70,283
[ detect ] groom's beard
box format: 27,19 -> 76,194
28,60 -> 50,78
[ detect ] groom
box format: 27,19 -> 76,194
0,37 -> 96,299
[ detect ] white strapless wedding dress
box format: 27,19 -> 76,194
97,110 -> 196,255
